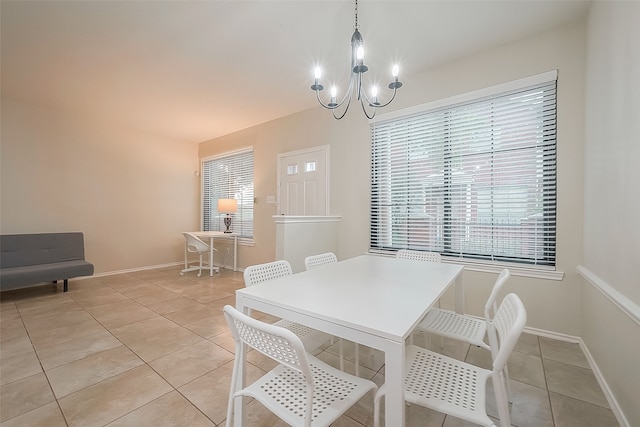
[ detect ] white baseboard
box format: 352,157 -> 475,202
521,325 -> 580,343
86,262 -> 182,278
524,325 -> 630,427
576,335 -> 631,427
85,261 -> 242,279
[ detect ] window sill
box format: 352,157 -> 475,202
448,259 -> 564,281
367,250 -> 565,281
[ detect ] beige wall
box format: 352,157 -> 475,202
0,98 -> 200,273
582,2 -> 640,426
199,21 -> 587,336
199,105 -> 372,269
583,1 -> 640,307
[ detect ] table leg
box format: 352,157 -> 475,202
184,241 -> 188,270
180,240 -> 191,275
384,341 -> 406,426
209,237 -> 215,276
233,236 -> 238,272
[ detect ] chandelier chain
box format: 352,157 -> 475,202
354,0 -> 359,30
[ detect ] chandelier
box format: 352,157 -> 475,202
310,0 -> 403,120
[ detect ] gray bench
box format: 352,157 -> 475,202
0,232 -> 94,292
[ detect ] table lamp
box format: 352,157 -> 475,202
217,199 -> 237,233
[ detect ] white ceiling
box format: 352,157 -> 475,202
1,0 -> 590,143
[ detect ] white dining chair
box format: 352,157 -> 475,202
224,305 -> 378,427
396,249 -> 442,346
416,268 -> 513,401
243,260 -> 331,352
304,252 -> 338,270
417,268 -> 511,351
373,293 -> 527,427
396,249 -> 442,263
181,232 -> 217,277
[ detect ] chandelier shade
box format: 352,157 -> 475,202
311,0 -> 403,119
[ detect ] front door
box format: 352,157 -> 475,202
277,146 -> 329,215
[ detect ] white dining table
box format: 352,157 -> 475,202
234,254 -> 464,427
181,231 -> 238,276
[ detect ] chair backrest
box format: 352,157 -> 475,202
483,269 -> 511,322
183,232 -> 209,253
487,293 -> 527,372
396,249 -> 442,263
223,305 -> 315,423
224,304 -> 312,377
304,252 -> 338,271
243,260 -> 293,287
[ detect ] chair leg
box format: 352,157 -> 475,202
492,370 -> 512,427
226,370 -> 236,426
339,339 -> 345,371
373,385 -> 385,427
505,364 -> 513,403
354,343 -> 360,377
198,254 -> 203,277
225,396 -> 234,427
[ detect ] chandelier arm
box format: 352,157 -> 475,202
314,89 -> 347,110
332,95 -> 353,120
360,96 -> 376,120
336,71 -> 358,107
372,87 -> 399,109
331,59 -> 358,118
314,69 -> 358,110
314,90 -> 337,110
360,83 -> 373,105
356,78 -> 399,109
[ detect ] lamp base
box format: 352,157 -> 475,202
224,215 -> 232,233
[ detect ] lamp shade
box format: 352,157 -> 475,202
217,198 -> 238,214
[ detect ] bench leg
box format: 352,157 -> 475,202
53,280 -> 69,292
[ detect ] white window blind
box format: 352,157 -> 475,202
202,149 -> 254,239
370,77 -> 557,266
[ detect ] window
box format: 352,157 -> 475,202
370,72 -> 557,267
202,148 -> 254,239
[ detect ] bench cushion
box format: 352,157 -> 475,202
0,261 -> 94,288
0,233 -> 87,268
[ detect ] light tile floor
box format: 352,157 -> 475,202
0,266 -> 620,426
